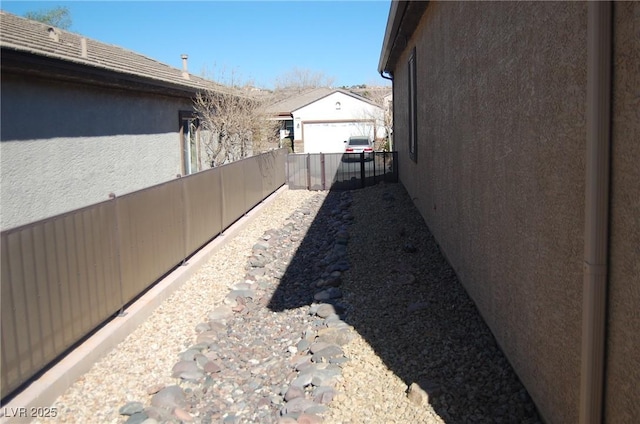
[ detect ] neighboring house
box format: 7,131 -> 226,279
0,11 -> 216,230
379,2 -> 638,424
266,88 -> 385,154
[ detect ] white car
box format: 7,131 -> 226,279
343,136 -> 374,160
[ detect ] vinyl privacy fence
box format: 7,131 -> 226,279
0,148 -> 287,399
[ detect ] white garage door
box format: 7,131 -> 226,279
302,122 -> 374,154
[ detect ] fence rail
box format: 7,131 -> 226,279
0,148 -> 287,400
286,151 -> 398,190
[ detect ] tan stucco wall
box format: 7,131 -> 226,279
605,3 -> 640,423
392,2 -> 589,422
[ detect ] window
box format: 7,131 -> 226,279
180,112 -> 200,175
408,47 -> 417,162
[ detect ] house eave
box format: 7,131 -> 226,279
1,47 -> 203,98
273,113 -> 293,120
378,0 -> 430,76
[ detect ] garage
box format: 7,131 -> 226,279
266,88 -> 386,155
302,121 -> 375,154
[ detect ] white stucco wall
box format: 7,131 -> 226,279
291,92 -> 384,141
0,76 -> 192,230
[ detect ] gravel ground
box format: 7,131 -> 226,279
34,189 -> 319,424
324,183 -> 540,424
33,183 -> 541,424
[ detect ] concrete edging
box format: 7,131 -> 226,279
0,185 -> 290,423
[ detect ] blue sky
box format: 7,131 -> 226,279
1,1 -> 393,89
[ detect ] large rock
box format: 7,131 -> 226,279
297,413 -> 324,424
124,412 -> 148,424
284,385 -> 304,401
407,381 -> 441,405
314,288 -> 342,301
151,385 -> 187,409
208,305 -> 233,321
311,345 -> 344,363
173,408 -> 194,422
316,327 -> 354,346
280,398 -> 318,415
313,386 -> 336,404
171,360 -> 198,375
119,401 -> 144,416
310,367 -> 342,387
315,303 -> 341,318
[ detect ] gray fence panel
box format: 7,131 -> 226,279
220,161 -> 246,230
116,181 -> 186,305
183,168 -> 224,255
243,156 -> 265,213
286,154 -> 309,190
0,201 -> 119,398
0,150 -> 287,399
322,153 -> 343,188
260,149 -> 287,198
308,154 -> 324,190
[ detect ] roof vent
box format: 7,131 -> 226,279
80,38 -> 87,58
181,54 -> 190,80
48,27 -> 59,42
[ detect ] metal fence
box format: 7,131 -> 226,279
286,151 -> 398,190
0,148 -> 287,399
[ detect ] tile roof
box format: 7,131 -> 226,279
265,87 -> 334,115
0,11 -> 217,93
265,87 -> 381,115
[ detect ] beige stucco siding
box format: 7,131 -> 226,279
393,2 -> 588,423
605,3 -> 640,423
0,76 -> 193,230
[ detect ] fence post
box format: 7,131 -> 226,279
383,152 -> 387,182
180,176 -> 188,265
306,153 -> 311,190
220,169 -> 226,234
321,153 -> 326,190
360,152 -> 365,188
108,193 -> 126,316
373,152 -> 377,185
286,153 -> 290,188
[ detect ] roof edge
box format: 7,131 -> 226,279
1,48 -> 203,98
291,89 -> 383,113
0,10 -> 218,94
377,1 -> 429,76
378,1 -> 407,74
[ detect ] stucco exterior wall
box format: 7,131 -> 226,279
393,2 -> 588,423
605,3 -> 640,422
1,76 -> 192,229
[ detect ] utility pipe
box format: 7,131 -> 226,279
580,2 -> 612,424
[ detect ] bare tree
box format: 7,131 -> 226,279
256,67 -> 337,112
194,83 -> 280,167
357,88 -> 393,150
24,6 -> 72,29
273,67 -> 335,91
196,67 -> 336,159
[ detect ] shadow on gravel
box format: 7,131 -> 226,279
268,182 -> 541,423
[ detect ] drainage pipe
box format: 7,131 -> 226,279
380,70 -> 393,81
579,2 -> 612,424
